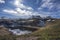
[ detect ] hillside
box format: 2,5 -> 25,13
16,19 -> 60,40
31,19 -> 60,40
0,26 -> 16,40
0,19 -> 60,40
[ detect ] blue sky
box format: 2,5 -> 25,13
0,0 -> 60,18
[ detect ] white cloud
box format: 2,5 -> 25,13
3,8 -> 48,17
3,9 -> 49,18
14,0 -> 22,5
13,0 -> 33,10
3,0 -> 54,18
3,9 -> 17,14
3,9 -> 23,16
27,7 -> 33,10
38,0 -> 53,10
2,0 -> 34,17
38,0 -> 60,11
8,0 -> 34,16
15,8 -> 26,14
3,8 -> 33,16
14,0 -> 25,8
0,0 -> 5,3
15,8 -> 32,15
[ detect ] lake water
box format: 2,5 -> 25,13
9,29 -> 32,35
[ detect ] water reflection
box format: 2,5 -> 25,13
9,29 -> 32,35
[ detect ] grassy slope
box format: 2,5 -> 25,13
30,19 -> 60,40
16,19 -> 60,40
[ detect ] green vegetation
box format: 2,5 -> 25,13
30,19 -> 60,40
0,35 -> 16,40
